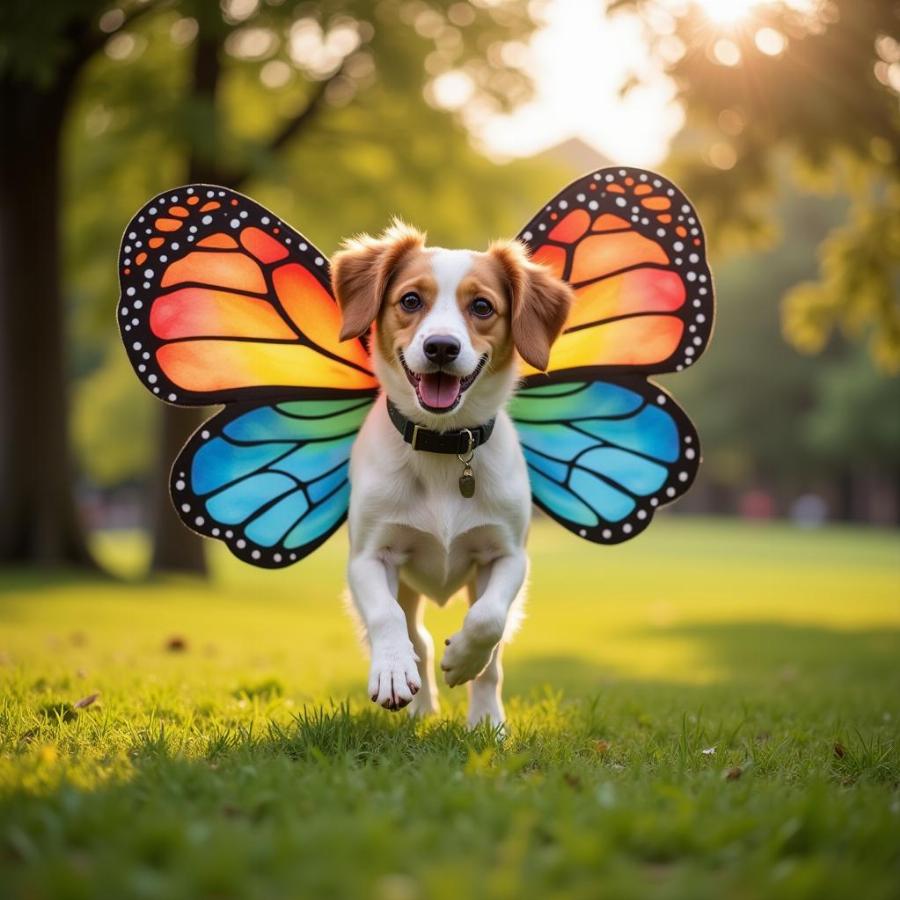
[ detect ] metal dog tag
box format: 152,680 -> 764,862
458,465 -> 475,499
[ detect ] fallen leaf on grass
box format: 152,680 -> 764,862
833,742 -> 846,759
724,766 -> 743,780
594,739 -> 611,754
563,772 -> 582,791
73,692 -> 100,709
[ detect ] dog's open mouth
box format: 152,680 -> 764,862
400,353 -> 487,413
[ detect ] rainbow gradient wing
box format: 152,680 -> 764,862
511,167 -> 714,544
517,166 -> 713,380
509,379 -> 699,544
172,396 -> 374,567
118,185 -> 377,404
117,185 -> 378,567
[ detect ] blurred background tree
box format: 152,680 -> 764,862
2,0 -> 558,572
613,0 -> 900,371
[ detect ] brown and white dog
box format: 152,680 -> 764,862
331,222 -> 573,727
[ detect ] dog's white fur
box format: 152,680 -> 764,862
332,233 -> 571,727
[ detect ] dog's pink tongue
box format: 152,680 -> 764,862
419,372 -> 461,409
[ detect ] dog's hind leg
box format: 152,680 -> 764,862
398,581 -> 440,717
463,577 -> 506,729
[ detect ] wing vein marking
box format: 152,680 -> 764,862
521,437 -> 643,501
261,263 -> 306,343
513,397 -> 650,426
563,310 -> 688,336
514,383 -> 589,399
523,460 -> 564,486
242,465 -> 350,539
267,456 -> 351,486
274,399 -> 374,421
569,458 -> 642,501
161,335 -> 318,346
220,427 -> 363,449
566,422 -> 679,466
152,280 -> 270,301
513,405 -> 652,425
197,443 -> 306,498
570,261 -> 676,291
259,260 -> 376,380
159,335 -> 375,379
284,476 -> 349,528
236,484 -> 305,530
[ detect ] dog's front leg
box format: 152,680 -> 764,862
348,555 -> 422,711
440,550 -> 526,694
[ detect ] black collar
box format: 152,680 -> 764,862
386,399 -> 495,455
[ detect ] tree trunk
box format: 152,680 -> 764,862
148,405 -> 207,573
0,75 -> 95,567
834,467 -> 860,523
148,29 -> 224,575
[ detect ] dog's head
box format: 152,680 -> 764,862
331,220 -> 573,427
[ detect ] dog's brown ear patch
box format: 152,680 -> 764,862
489,240 -> 573,371
331,220 -> 425,341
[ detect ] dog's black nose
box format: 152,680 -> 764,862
423,335 -> 461,366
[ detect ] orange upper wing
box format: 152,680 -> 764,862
517,167 -> 714,380
118,185 -> 376,405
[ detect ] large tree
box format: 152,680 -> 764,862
0,0 -> 155,567
1,0 -> 543,570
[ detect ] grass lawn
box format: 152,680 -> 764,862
1,517 -> 898,900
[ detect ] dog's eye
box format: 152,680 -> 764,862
399,292 -> 423,312
470,297 -> 494,319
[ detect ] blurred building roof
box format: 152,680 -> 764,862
536,137 -> 614,175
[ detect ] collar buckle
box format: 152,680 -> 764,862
410,423 -> 423,451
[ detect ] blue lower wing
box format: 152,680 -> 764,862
171,396 -> 374,567
509,378 -> 700,544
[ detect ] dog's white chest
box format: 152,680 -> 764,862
387,525 -> 507,602
348,403 -> 531,602
382,490 -> 515,602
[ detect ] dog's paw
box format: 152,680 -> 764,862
441,607 -> 504,687
368,643 -> 421,711
441,631 -> 497,687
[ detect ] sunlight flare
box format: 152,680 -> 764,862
694,0 -> 760,25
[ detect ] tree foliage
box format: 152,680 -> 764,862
58,0 -> 566,486
614,0 -> 900,370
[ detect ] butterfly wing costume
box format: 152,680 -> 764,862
117,169 -> 713,567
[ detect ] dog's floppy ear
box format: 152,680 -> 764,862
331,219 -> 426,341
489,240 -> 573,371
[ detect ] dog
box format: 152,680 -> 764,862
331,221 -> 573,727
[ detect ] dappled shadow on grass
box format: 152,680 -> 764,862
0,567 -> 121,595
505,620 -> 900,698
